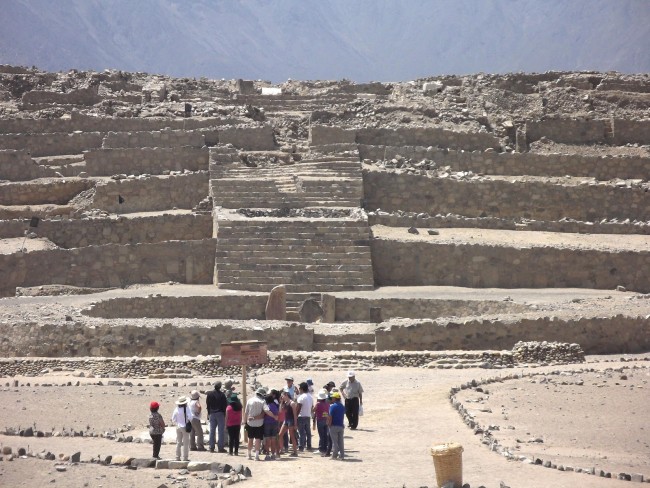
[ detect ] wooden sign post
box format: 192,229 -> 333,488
220,340 -> 269,441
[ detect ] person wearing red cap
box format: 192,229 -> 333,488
149,401 -> 166,459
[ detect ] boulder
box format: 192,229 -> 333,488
131,458 -> 156,468
70,451 -> 81,463
187,461 -> 211,471
265,285 -> 286,320
298,299 -> 323,323
110,455 -> 134,465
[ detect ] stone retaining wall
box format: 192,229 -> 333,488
526,119 -> 607,145
83,295 -> 267,320
0,114 -> 240,134
359,144 -> 650,180
0,313 -> 646,357
370,237 -> 650,292
363,171 -> 650,221
613,119 -> 650,145
89,172 -> 208,213
83,147 -> 209,176
22,87 -> 102,106
0,239 -> 216,297
334,297 -> 530,322
0,132 -> 103,157
0,178 -> 93,205
310,125 -> 500,151
0,213 -> 212,247
102,128 -> 207,149
375,315 -> 650,354
0,149 -> 51,181
0,319 -> 311,357
218,126 -> 276,151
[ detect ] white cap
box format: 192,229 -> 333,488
347,370 -> 356,377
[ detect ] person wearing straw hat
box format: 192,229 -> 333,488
171,396 -> 194,461
340,370 -> 364,430
189,390 -> 206,451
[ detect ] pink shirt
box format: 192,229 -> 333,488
226,404 -> 242,427
314,400 -> 329,422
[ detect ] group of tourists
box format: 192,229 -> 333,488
148,371 -> 364,462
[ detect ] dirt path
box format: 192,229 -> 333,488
1,357 -> 648,487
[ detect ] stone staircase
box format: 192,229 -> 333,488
210,145 -> 375,302
214,218 -> 374,292
211,152 -> 363,209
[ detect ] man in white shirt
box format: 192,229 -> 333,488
340,370 -> 364,430
296,381 -> 313,451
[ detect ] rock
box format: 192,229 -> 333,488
630,473 -> 644,482
70,451 -> 81,463
110,455 -> 134,465
616,285 -> 626,292
265,285 -> 286,320
187,461 -> 211,471
423,81 -> 443,94
55,465 -> 66,472
131,458 -> 155,468
407,226 -> 419,234
427,229 -> 440,235
155,460 -> 169,469
17,448 -> 26,456
22,427 -> 34,437
243,466 -> 252,477
2,447 -> 11,455
167,460 -> 189,469
210,462 -> 232,473
298,299 -> 323,323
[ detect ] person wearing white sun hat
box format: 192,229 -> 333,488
171,396 -> 194,461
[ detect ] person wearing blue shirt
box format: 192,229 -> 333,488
327,391 -> 346,460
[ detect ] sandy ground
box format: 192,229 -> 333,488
1,356 -> 649,488
371,225 -> 650,252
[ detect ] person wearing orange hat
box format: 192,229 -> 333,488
148,401 -> 166,459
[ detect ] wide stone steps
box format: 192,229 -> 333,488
217,282 -> 375,292
215,197 -> 361,209
312,334 -> 377,352
215,216 -> 374,292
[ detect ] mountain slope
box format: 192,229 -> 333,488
0,0 -> 648,81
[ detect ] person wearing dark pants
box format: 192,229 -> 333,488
340,370 -> 364,430
148,401 -> 166,459
225,395 -> 243,455
206,381 -> 228,453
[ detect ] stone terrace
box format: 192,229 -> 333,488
0,68 -> 649,354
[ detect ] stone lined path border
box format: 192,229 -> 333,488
448,362 -> 650,483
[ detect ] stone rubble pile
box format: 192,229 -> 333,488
236,207 -> 354,219
511,341 -> 585,364
0,447 -> 253,485
0,346 -> 593,379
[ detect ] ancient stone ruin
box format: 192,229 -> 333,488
0,66 -> 649,357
